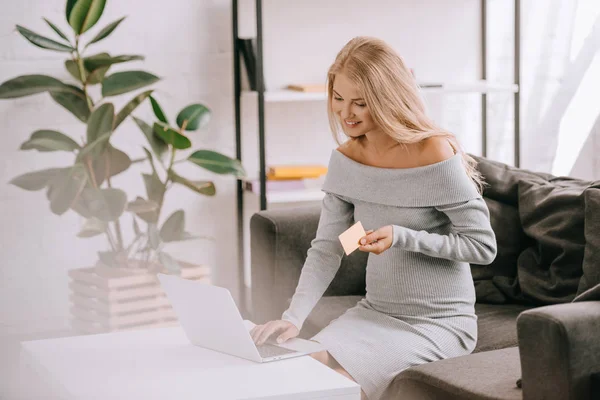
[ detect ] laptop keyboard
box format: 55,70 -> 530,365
256,343 -> 298,358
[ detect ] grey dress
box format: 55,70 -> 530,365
281,149 -> 497,400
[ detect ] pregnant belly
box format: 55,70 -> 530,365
364,250 -> 475,318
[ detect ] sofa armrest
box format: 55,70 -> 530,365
517,301 -> 600,400
250,205 -> 367,323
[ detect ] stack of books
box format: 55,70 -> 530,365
244,165 -> 328,194
286,84 -> 327,93
267,165 -> 328,180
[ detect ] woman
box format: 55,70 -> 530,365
250,36 -> 497,400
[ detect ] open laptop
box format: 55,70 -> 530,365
157,273 -> 324,363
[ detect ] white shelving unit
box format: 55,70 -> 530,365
232,0 -> 522,317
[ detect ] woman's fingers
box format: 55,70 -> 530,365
276,325 -> 299,343
359,238 -> 385,254
360,230 -> 379,246
251,320 -> 299,345
250,325 -> 265,343
256,321 -> 284,345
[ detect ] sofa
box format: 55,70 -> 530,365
250,155 -> 600,400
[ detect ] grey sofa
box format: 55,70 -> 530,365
250,155 -> 600,400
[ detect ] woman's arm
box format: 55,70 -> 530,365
392,198 -> 497,264
281,192 -> 354,331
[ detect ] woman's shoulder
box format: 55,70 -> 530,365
336,139 -> 361,160
417,136 -> 456,166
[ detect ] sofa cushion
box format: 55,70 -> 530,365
517,178 -> 591,305
577,186 -> 600,295
474,303 -> 532,353
471,155 -> 553,206
386,347 -> 522,400
299,296 -> 532,353
471,197 -> 531,304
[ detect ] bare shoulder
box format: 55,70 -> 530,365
336,139 -> 361,159
419,136 -> 456,165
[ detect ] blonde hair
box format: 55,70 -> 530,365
326,36 -> 486,193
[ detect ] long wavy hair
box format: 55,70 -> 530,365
326,36 -> 485,193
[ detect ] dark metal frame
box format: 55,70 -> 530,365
232,0 -> 522,316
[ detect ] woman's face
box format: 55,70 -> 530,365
331,72 -> 377,138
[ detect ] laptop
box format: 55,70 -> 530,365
157,273 -> 324,363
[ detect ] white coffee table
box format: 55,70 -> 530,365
18,326 -> 361,399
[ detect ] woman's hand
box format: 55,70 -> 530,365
359,225 -> 393,255
250,320 -> 299,346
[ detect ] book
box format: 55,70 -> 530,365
418,83 -> 444,88
286,84 -> 327,93
267,165 -> 328,180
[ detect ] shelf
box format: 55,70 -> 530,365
422,81 -> 519,94
245,187 -> 325,204
242,81 -> 519,102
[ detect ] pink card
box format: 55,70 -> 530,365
338,221 -> 366,256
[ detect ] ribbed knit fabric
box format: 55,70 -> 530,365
281,149 -> 497,400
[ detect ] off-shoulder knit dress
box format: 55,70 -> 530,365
281,149 -> 497,400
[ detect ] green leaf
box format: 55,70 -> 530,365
64,59 -> 85,82
85,66 -> 109,85
187,150 -> 246,177
43,18 -> 70,43
133,117 -> 167,159
142,147 -> 158,176
97,250 -> 127,267
86,102 -> 114,145
84,54 -> 144,71
153,121 -> 191,150
66,0 -> 78,22
142,172 -> 165,205
77,217 -> 107,238
158,251 -> 180,273
101,71 -> 160,97
65,53 -> 126,85
92,145 -> 131,184
132,215 -> 141,236
168,170 -> 215,196
126,196 -> 158,213
0,75 -> 78,99
140,172 -> 165,223
114,90 -> 153,129
77,187 -> 127,222
148,223 -> 161,249
9,167 -> 69,191
160,210 -> 185,242
149,95 -> 168,124
176,104 -> 211,131
49,84 -> 90,122
68,0 -> 106,34
86,16 -> 126,46
178,232 -> 200,242
46,164 -> 88,215
78,131 -> 111,160
20,130 -> 81,152
15,25 -> 74,52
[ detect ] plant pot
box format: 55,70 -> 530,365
68,259 -> 210,334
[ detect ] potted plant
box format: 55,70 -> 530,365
0,0 -> 246,333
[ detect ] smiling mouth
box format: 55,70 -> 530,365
345,120 -> 361,127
